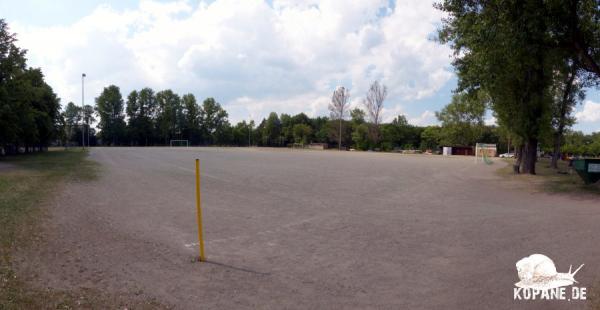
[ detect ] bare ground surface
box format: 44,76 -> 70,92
14,147 -> 600,309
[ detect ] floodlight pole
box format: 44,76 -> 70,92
82,73 -> 86,148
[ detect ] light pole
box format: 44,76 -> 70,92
82,73 -> 86,148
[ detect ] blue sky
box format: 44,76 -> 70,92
2,0 -> 599,132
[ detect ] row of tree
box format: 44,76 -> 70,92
0,20 -> 61,155
58,80 -> 515,153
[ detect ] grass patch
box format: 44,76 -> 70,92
0,149 -> 164,309
496,157 -> 600,196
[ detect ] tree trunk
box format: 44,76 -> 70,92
551,67 -> 575,169
514,144 -> 523,174
520,138 -> 538,175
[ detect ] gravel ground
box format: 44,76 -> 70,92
15,147 -> 600,309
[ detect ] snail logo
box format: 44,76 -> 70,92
514,254 -> 587,301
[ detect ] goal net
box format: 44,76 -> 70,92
475,143 -> 496,164
170,140 -> 189,147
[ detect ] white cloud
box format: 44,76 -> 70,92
575,100 -> 600,123
484,115 -> 497,126
408,110 -> 437,126
12,0 -> 453,123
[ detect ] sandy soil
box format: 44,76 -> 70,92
15,147 -> 600,309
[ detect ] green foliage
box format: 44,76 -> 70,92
350,108 -> 365,125
125,88 -> 158,146
562,131 -> 600,156
352,123 -> 371,150
181,94 -> 201,145
201,98 -> 230,145
292,123 -> 312,145
155,89 -> 182,144
0,19 -> 61,154
436,92 -> 486,146
420,126 -> 442,151
437,0 -> 566,173
261,112 -> 281,146
95,85 -> 126,145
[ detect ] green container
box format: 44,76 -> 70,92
572,159 -> 600,184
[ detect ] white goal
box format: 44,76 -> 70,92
170,140 -> 189,147
475,143 -> 496,164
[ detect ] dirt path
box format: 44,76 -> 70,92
16,147 -> 600,309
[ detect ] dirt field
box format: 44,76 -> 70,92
15,147 -> 600,309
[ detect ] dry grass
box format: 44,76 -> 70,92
496,157 -> 600,196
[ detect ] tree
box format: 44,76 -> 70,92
546,1 -> 600,79
95,85 -> 126,145
292,123 -> 312,145
63,101 -> 82,145
200,98 -> 229,145
182,94 -> 201,144
435,92 -> 487,147
437,0 -> 556,174
311,116 -> 329,143
137,88 -> 158,145
279,113 -> 293,145
548,61 -> 585,168
363,81 -> 387,145
0,20 -> 61,154
352,123 -> 370,150
232,120 -> 253,146
155,90 -> 182,144
125,90 -> 140,145
379,115 -> 420,151
350,108 -> 365,125
0,19 -> 27,153
329,86 -> 350,150
262,112 -> 281,146
420,126 -> 442,151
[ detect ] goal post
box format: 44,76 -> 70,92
475,143 -> 497,164
170,140 -> 189,147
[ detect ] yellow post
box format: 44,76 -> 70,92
195,159 -> 206,262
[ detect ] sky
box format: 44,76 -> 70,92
2,0 -> 599,133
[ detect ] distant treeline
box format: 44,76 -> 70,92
59,84 -> 600,156
65,83 -> 513,152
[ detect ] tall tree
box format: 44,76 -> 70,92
125,90 -> 139,145
137,87 -> 157,145
437,0 -> 555,174
262,112 -> 281,146
363,81 -> 387,145
95,85 -> 126,145
0,19 -> 27,153
329,86 -> 350,150
200,97 -> 229,145
155,89 -> 182,144
549,61 -> 585,168
182,94 -> 201,145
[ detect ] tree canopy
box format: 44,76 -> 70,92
437,0 -> 600,174
0,19 -> 61,154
